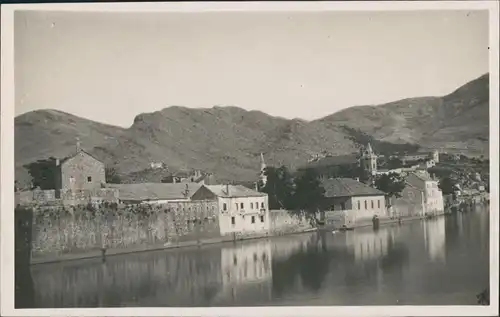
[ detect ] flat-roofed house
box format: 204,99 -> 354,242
191,184 -> 270,236
322,178 -> 387,227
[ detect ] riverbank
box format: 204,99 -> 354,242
30,227 -> 318,265
318,212 -> 448,232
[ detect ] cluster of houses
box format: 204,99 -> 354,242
17,140 -> 447,233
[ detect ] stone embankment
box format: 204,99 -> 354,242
18,205 -> 314,265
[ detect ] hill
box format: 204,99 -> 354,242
316,73 -> 489,155
14,73 -> 489,186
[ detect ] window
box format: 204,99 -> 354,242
371,201 -> 374,209
235,203 -> 238,210
231,217 -> 236,225
87,176 -> 92,182
261,202 -> 264,209
260,215 -> 265,223
233,256 -> 237,265
364,200 -> 367,209
341,202 -> 346,210
223,203 -> 227,211
378,200 -> 381,209
251,216 -> 255,224
240,202 -> 244,209
357,201 -> 361,210
250,202 -> 253,209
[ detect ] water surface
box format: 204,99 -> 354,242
24,208 -> 489,307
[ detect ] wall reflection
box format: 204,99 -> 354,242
425,217 -> 446,263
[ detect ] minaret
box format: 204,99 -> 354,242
76,137 -> 81,153
259,153 -> 267,186
361,143 -> 377,176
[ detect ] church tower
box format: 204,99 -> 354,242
360,143 -> 377,176
259,153 -> 267,187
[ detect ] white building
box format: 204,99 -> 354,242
191,184 -> 270,236
406,171 -> 445,215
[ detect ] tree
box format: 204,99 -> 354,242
374,172 -> 406,205
105,167 -> 122,184
258,166 -> 294,210
387,157 -> 403,170
438,176 -> 457,195
291,168 -> 325,220
23,157 -> 59,190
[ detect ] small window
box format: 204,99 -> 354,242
233,256 -> 237,265
371,201 -> 374,209
260,215 -> 265,223
250,202 -> 253,209
223,203 -> 227,211
341,202 -> 346,210
235,203 -> 238,210
251,216 -> 255,224
261,202 -> 264,209
240,202 -> 244,209
87,176 -> 92,182
357,201 -> 361,210
231,216 -> 235,225
364,200 -> 367,209
378,200 -> 381,208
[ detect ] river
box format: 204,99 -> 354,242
21,207 -> 489,307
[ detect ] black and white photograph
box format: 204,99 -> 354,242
1,1 -> 498,316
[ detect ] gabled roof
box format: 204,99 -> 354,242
322,178 -> 385,198
205,184 -> 267,198
106,182 -> 201,202
60,149 -> 103,165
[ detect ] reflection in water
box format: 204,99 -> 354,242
24,210 -> 489,307
426,217 -> 446,263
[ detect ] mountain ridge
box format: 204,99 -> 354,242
15,73 -> 489,186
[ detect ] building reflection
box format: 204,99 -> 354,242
345,228 -> 390,263
221,240 -> 272,286
425,217 -> 446,263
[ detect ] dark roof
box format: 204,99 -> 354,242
406,172 -> 434,187
106,182 -> 201,201
322,178 -> 385,198
205,185 -> 267,198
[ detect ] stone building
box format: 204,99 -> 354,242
56,143 -> 105,192
406,171 -> 445,215
322,178 -> 387,227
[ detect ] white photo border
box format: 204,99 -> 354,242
1,1 -> 499,316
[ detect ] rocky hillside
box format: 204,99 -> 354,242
15,73 -> 489,186
317,73 -> 489,154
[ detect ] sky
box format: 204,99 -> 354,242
14,9 -> 489,127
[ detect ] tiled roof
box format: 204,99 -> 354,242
322,178 -> 385,198
205,185 -> 267,198
107,182 -> 201,201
